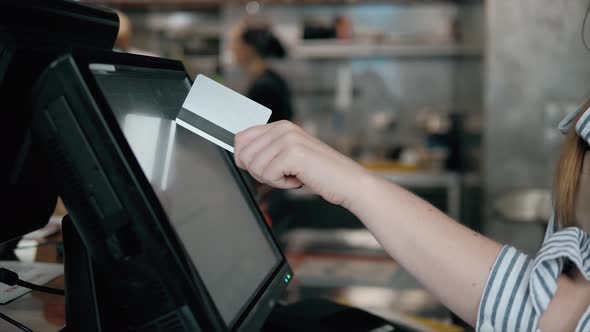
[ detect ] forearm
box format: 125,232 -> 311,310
346,172 -> 502,325
235,121 -> 590,329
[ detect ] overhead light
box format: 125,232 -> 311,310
246,1 -> 260,15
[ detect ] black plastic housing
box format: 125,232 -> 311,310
1,0 -> 119,244
32,50 -> 291,331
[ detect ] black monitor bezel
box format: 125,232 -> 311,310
68,49 -> 291,330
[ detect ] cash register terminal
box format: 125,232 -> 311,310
32,50 -> 292,331
2,2 -> 425,331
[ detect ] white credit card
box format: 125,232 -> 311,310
176,74 -> 272,153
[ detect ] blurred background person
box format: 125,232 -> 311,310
114,10 -> 157,56
230,22 -> 294,123
229,21 -> 296,232
114,9 -> 132,51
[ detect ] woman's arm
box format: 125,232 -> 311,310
349,174 -> 502,325
234,121 -> 500,324
234,121 -> 590,329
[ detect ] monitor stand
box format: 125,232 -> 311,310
58,215 -> 203,332
58,215 -> 110,332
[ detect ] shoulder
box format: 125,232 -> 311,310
257,70 -> 288,89
477,216 -> 590,332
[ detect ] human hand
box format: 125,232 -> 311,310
234,121 -> 372,209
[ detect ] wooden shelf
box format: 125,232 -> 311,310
291,41 -> 483,59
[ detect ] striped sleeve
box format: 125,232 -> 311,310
576,107 -> 590,142
476,246 -> 538,332
477,224 -> 590,332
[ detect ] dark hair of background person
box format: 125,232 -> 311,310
241,27 -> 287,59
236,25 -> 293,123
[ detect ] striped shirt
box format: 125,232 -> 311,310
477,215 -> 590,331
476,108 -> 590,332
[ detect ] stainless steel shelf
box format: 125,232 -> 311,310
291,41 -> 483,60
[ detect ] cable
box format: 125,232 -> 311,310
0,267 -> 65,296
0,268 -> 62,331
15,279 -> 65,296
0,310 -> 32,332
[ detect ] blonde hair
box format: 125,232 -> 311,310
554,102 -> 590,227
114,10 -> 132,51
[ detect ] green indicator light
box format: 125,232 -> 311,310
287,274 -> 291,279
